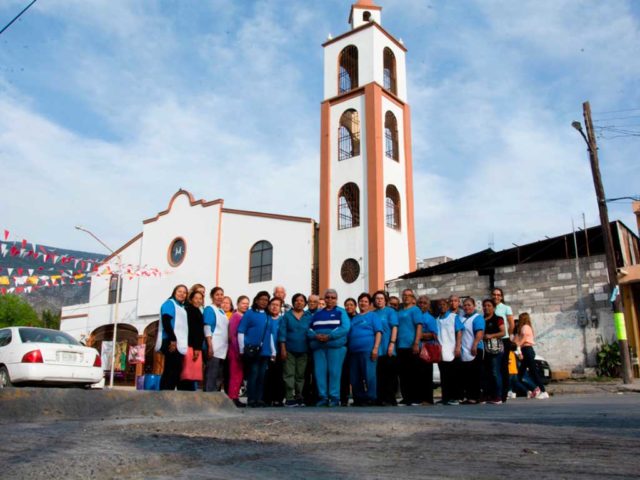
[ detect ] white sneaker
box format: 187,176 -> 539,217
507,391 -> 517,400
536,391 -> 549,399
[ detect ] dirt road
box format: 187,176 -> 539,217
2,393 -> 639,479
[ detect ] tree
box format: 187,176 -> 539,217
0,295 -> 40,328
41,309 -> 60,330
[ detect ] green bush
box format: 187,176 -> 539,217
0,294 -> 40,328
596,339 -> 621,378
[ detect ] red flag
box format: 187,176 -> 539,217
37,266 -> 44,271
3,230 -> 8,241
0,288 -> 5,295
10,246 -> 19,256
39,246 -> 47,254
15,287 -> 24,294
21,239 -> 27,249
17,268 -> 23,276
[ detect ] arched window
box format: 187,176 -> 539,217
383,47 -> 397,95
385,111 -> 399,161
249,240 -> 273,283
338,183 -> 360,230
339,45 -> 359,94
385,185 -> 401,230
339,109 -> 361,161
363,11 -> 372,22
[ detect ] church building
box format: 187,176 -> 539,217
61,1 -> 418,375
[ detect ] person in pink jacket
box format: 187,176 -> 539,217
515,313 -> 549,399
228,295 -> 250,407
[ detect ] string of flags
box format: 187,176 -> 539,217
0,229 -> 172,296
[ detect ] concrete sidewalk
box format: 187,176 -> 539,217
546,378 -> 640,395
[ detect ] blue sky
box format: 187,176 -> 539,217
1,0 -> 639,263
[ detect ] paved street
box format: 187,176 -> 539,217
1,391 -> 639,479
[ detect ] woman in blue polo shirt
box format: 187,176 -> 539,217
417,295 -> 437,405
156,284 -> 189,391
237,291 -> 273,407
373,290 -> 398,406
279,293 -> 312,407
307,289 -> 351,407
396,289 -> 423,406
348,293 -> 383,406
459,297 -> 485,404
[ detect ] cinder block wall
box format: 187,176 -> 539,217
387,255 -> 615,374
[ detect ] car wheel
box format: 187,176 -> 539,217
0,366 -> 13,388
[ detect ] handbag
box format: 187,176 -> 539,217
244,317 -> 271,361
419,341 -> 442,363
485,338 -> 504,355
180,347 -> 203,381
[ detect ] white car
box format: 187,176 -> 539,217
0,326 -> 104,388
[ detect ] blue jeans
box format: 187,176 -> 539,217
483,352 -> 503,400
246,356 -> 269,404
520,346 -> 545,392
313,347 -> 346,401
349,351 -> 377,402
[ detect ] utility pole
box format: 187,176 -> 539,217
572,101 -> 633,383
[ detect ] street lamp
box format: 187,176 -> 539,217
75,225 -> 122,389
572,102 -> 633,384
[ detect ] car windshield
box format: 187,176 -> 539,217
18,328 -> 81,346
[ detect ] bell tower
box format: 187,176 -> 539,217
319,0 -> 416,297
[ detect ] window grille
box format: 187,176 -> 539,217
341,258 -> 360,284
385,111 -> 399,161
339,109 -> 361,160
339,45 -> 359,93
338,183 -> 360,230
249,240 -> 273,283
383,47 -> 397,95
385,185 -> 401,230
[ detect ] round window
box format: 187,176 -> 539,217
168,237 -> 186,267
341,258 -> 360,284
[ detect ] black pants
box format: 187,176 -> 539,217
302,353 -> 318,406
263,357 -> 285,405
159,340 -> 184,391
461,353 -> 483,401
340,351 -> 351,404
500,339 -> 512,401
397,348 -> 421,404
439,359 -> 462,402
376,355 -> 398,404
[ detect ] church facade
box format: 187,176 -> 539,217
61,1 -> 418,357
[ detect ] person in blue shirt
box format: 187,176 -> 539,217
373,290 -> 399,406
435,298 -> 464,405
340,298 -> 358,406
156,284 -> 189,391
263,297 -> 285,407
459,297 -> 485,404
417,295 -> 438,404
279,293 -> 311,407
348,293 -> 383,406
396,289 -> 423,406
237,291 -> 273,407
307,289 -> 351,407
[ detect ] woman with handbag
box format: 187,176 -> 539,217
156,284 -> 189,390
482,298 -> 506,404
180,289 -> 205,390
203,287 -> 229,392
237,291 -> 273,407
436,297 -> 464,405
417,295 -> 438,405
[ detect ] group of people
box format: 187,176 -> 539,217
155,284 -> 549,407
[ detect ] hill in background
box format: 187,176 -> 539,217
1,240 -> 106,315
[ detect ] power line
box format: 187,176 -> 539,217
593,114 -> 640,122
0,0 -> 38,36
592,107 -> 640,115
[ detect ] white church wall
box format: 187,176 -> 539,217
381,96 -> 411,280
137,193 -> 221,318
329,95 -> 369,298
219,211 -> 315,302
372,29 -> 407,101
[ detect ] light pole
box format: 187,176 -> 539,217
572,101 -> 633,383
75,225 -> 122,389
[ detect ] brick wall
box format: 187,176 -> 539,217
387,254 -> 616,374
